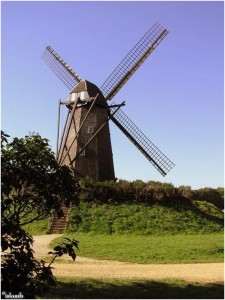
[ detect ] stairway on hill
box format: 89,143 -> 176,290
49,205 -> 71,233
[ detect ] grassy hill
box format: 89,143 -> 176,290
50,200 -> 223,264
24,194 -> 224,264
24,198 -> 224,236
66,202 -> 223,236
23,179 -> 224,237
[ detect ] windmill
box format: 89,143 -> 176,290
42,22 -> 175,181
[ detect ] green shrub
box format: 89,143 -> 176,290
192,187 -> 224,209
77,178 -> 224,209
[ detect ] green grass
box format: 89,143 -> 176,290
193,200 -> 224,219
38,277 -> 224,299
22,217 -> 49,235
67,202 -> 223,235
51,232 -> 224,264
23,201 -> 223,237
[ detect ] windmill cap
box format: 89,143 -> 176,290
71,80 -> 107,108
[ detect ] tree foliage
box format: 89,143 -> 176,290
1,131 -> 79,226
1,225 -> 79,298
1,131 -> 79,298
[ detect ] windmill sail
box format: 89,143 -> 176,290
42,46 -> 82,90
100,22 -> 168,101
42,22 -> 174,178
110,104 -> 175,176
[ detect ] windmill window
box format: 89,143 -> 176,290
88,126 -> 94,134
80,91 -> 89,101
71,93 -> 78,101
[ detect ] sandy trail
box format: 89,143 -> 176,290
33,235 -> 224,284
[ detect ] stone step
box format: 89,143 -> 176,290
49,205 -> 71,233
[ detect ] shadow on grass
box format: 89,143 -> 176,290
41,278 -> 224,299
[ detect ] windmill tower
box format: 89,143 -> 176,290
42,22 -> 175,181
58,79 -> 115,181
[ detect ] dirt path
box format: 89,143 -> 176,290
33,235 -> 224,284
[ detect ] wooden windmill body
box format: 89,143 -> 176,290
42,22 -> 175,180
57,80 -> 115,181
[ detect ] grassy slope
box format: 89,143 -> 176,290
25,200 -> 224,263
67,202 -> 223,235
49,202 -> 223,264
23,200 -> 223,236
22,217 -> 49,235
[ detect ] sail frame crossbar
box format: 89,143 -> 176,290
100,22 -> 168,100
42,22 -> 175,177
110,103 -> 175,176
42,46 -> 82,90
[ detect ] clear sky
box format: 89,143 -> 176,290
1,1 -> 224,189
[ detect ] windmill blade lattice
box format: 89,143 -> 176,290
100,22 -> 168,101
110,104 -> 175,176
42,46 -> 82,90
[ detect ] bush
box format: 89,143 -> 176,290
192,188 -> 224,209
1,131 -> 79,298
78,178 -> 186,205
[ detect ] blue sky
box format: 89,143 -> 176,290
1,1 -> 224,189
